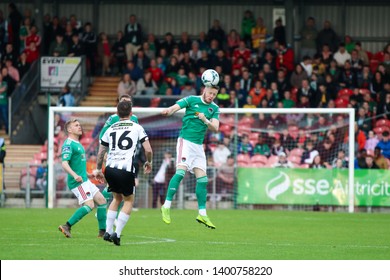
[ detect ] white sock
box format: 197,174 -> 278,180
199,209 -> 207,216
106,210 -> 117,234
115,212 -> 130,237
163,200 -> 172,208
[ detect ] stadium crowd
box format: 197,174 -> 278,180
2,3 -> 390,194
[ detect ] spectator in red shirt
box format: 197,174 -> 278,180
98,32 -> 112,76
275,42 -> 294,72
25,25 -> 41,51
232,40 -> 251,65
148,58 -> 164,86
24,41 -> 39,64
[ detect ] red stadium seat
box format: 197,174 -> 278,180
290,148 -> 304,157
150,97 -> 161,107
237,124 -> 251,136
249,162 -> 265,167
373,126 -> 390,135
338,88 -> 353,99
375,119 -> 390,128
251,154 -> 268,165
335,98 -> 348,108
219,124 -> 232,136
219,114 -> 235,126
366,51 -> 373,61
238,116 -> 255,126
34,152 -> 47,161
266,155 -> 279,167
290,87 -> 298,103
358,88 -> 371,96
237,154 -> 251,166
80,137 -> 94,147
288,155 -> 301,165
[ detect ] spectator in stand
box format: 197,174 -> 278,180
376,131 -> 390,159
339,60 -> 357,89
196,31 -> 209,51
300,55 -> 313,77
355,42 -> 369,66
374,147 -> 389,169
272,151 -> 294,168
123,60 -> 143,82
270,137 -> 285,156
180,81 -> 196,97
97,32 -> 112,76
213,140 -> 231,167
301,141 -> 319,165
253,134 -> 270,157
273,18 -> 286,46
54,113 -> 65,137
354,148 -> 367,169
333,43 -> 351,68
226,29 -> 240,56
25,25 -> 41,51
275,42 -> 294,73
63,22 -> 75,49
350,49 -> 364,72
35,159 -> 48,190
319,44 -> 333,67
80,22 -> 97,75
8,3 -> 23,55
213,50 -> 232,76
365,130 -> 379,152
358,65 -> 372,89
3,43 -> 17,65
363,154 -> 379,169
251,17 -> 267,52
177,31 -> 192,54
290,63 -> 308,89
133,48 -> 150,71
24,41 -> 39,64
299,17 -> 318,61
4,58 -> 18,81
317,138 -> 338,167
356,107 -> 371,136
207,19 -> 225,49
354,122 -> 367,152
136,70 -> 158,96
241,10 -> 255,48
165,55 -> 180,76
1,67 -> 16,98
148,58 -> 164,86
316,20 -> 339,53
57,84 -> 74,107
117,73 -> 136,98
189,41 -> 202,62
146,33 -> 160,58
376,92 -> 390,119
49,33 -> 68,56
0,73 -> 8,133
111,31 -> 126,75
160,32 -> 175,57
297,78 -> 315,104
331,149 -> 348,168
344,35 -> 355,53
310,155 -> 326,169
238,133 -> 254,156
282,90 -> 296,108
233,40 -> 251,65
123,14 -> 143,61
216,155 -> 235,194
68,33 -> 85,57
16,52 -> 30,79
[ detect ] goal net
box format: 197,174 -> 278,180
47,107 -> 357,212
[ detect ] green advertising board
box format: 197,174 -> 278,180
237,168 -> 390,207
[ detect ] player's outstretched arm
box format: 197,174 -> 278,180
161,104 -> 181,117
62,161 -> 82,183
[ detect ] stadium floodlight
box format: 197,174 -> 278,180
48,106 -> 355,212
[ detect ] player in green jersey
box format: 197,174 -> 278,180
58,118 -> 107,238
160,85 -> 220,229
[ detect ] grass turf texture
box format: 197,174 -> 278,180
0,208 -> 389,260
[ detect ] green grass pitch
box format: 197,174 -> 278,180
0,208 -> 389,260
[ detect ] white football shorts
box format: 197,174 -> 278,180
71,180 -> 100,205
176,137 -> 207,173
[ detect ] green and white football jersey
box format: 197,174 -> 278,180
61,138 -> 88,190
176,95 -> 220,145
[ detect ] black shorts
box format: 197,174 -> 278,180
104,166 -> 136,196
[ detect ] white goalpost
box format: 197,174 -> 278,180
47,107 -> 355,212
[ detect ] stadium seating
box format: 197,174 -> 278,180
250,154 -> 268,165
267,155 -> 279,167
290,148 -> 304,157
375,119 -> 390,128
238,116 -> 255,126
80,136 -> 95,148
33,152 -> 47,161
219,124 -> 232,136
237,153 -> 251,166
150,97 -> 161,107
288,155 -> 302,165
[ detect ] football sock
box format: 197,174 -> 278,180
163,200 -> 172,208
68,205 -> 92,226
116,212 -> 130,237
101,187 -> 111,201
106,210 -> 117,234
165,169 -> 185,204
196,176 -> 208,213
97,203 -> 107,230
